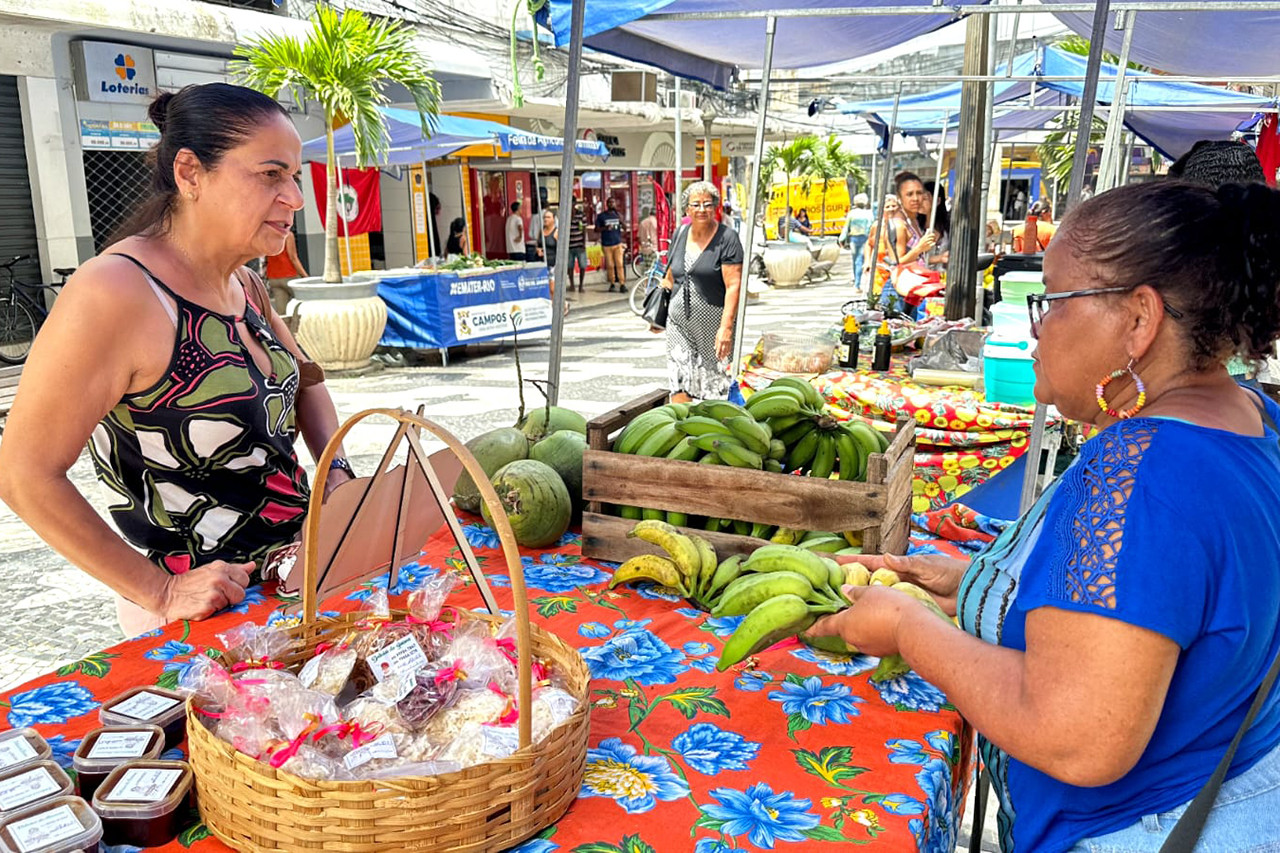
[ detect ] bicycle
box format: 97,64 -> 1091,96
629,250 -> 669,318
0,256 -> 74,365
630,247 -> 659,280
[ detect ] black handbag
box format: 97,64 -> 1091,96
642,282 -> 670,330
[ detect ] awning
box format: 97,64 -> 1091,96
300,108 -> 609,165
839,45 -> 1273,158
544,0 -> 991,90
1041,0 -> 1280,77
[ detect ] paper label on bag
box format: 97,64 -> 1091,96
110,690 -> 180,720
342,734 -> 398,771
367,634 -> 428,683
481,727 -> 519,759
104,767 -> 182,802
88,731 -> 153,760
0,737 -> 37,769
8,804 -> 81,852
0,767 -> 61,811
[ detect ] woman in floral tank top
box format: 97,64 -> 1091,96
0,84 -> 352,636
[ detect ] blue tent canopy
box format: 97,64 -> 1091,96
545,0 -> 990,90
840,46 -> 1273,158
301,107 -> 608,165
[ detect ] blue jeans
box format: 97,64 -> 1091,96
1068,741 -> 1280,852
848,234 -> 867,288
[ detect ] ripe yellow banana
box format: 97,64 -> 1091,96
869,567 -> 901,586
844,562 -> 873,587
628,519 -> 702,585
892,581 -> 953,622
608,555 -> 686,593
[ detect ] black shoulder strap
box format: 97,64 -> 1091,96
108,252 -> 181,299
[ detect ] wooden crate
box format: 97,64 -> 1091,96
582,390 -> 915,564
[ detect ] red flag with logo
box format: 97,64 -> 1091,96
310,162 -> 382,235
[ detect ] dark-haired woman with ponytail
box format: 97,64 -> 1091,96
811,181 -> 1280,850
0,84 -> 349,636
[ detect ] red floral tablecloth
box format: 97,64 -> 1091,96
741,352 -> 1058,512
0,516 -> 977,853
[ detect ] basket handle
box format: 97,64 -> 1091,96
304,408 -> 535,750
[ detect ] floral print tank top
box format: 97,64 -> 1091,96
87,255 -> 310,574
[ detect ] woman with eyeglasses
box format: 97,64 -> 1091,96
812,181 -> 1280,850
660,181 -> 743,402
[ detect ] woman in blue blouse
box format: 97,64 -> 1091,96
813,181 -> 1280,851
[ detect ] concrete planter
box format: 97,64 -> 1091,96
815,237 -> 841,264
763,242 -> 812,288
287,277 -> 388,371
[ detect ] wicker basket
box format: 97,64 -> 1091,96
186,409 -> 592,852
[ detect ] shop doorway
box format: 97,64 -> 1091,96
0,76 -> 40,287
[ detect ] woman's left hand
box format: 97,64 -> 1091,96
715,326 -> 733,360
808,584 -> 915,657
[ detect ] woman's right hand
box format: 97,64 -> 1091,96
159,560 -> 253,622
834,552 -> 968,616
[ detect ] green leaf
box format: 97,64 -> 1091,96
803,824 -> 850,842
694,814 -> 726,831
155,669 -> 181,691
570,844 -> 623,853
179,822 -> 211,846
55,651 -> 117,679
621,835 -> 657,853
534,595 -> 579,619
786,713 -> 812,740
784,672 -> 807,687
793,746 -> 869,788
659,687 -> 729,721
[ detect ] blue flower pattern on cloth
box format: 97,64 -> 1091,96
580,737 -> 690,813
45,735 -> 80,769
577,621 -> 610,638
871,671 -> 950,713
703,782 -> 821,848
580,630 -> 689,685
7,682 -> 98,728
767,676 -> 863,725
888,732 -> 961,853
788,646 -> 877,678
673,723 -> 761,775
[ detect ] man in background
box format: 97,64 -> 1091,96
595,197 -> 625,292
1011,200 -> 1056,253
839,192 -> 873,291
505,200 -> 527,261
567,200 -> 589,293
637,206 -> 658,265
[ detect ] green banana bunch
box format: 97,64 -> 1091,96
716,594 -> 816,671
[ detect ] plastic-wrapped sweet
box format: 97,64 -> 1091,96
342,696 -> 411,736
422,689 -> 512,744
406,574 -> 461,659
395,664 -> 462,730
298,642 -> 358,697
530,687 -> 579,741
276,745 -> 349,782
216,621 -> 298,670
440,623 -> 517,694
214,702 -> 284,760
438,722 -> 520,770
273,688 -> 341,742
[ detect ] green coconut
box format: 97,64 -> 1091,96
518,405 -> 587,443
481,459 -> 572,548
530,429 -> 587,511
452,427 -> 530,514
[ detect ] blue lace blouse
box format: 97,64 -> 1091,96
957,394 -> 1280,852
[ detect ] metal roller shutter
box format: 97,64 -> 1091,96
0,76 -> 40,289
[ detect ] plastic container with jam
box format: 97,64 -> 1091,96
71,725 -> 165,803
0,762 -> 73,822
98,686 -> 187,750
0,796 -> 101,853
0,731 -> 50,775
91,759 -> 194,848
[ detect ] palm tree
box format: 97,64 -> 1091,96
763,136 -> 817,239
233,5 -> 442,283
809,135 -> 866,236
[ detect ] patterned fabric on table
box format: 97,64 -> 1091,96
0,517 -> 974,852
741,351 -> 1055,512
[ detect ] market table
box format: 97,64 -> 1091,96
741,351 -> 1060,512
0,512 -> 984,853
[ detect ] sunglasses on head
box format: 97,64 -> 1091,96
1026,285 -> 1184,339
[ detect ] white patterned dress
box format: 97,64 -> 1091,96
665,223 -> 744,399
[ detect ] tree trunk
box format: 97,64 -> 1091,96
324,125 -> 343,283
783,179 -> 791,240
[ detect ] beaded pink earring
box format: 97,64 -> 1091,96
1096,358 -> 1147,419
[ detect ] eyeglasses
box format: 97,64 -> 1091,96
688,201 -> 717,210
1026,286 -> 1184,339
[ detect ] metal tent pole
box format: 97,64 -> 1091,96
547,0 -> 586,407
869,84 -> 904,310
1096,11 -> 1137,193
729,15 -> 777,373
674,77 -> 684,215
422,160 -> 435,261
928,112 -> 949,232
1019,0 -> 1112,516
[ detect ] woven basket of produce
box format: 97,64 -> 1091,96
185,410 -> 591,852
